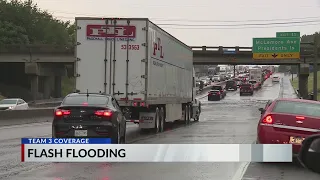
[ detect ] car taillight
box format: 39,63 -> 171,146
262,115 -> 273,124
217,92 -> 220,95
296,116 -> 305,120
95,110 -> 112,117
55,109 -> 70,116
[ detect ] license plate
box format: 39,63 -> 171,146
289,136 -> 304,144
74,130 -> 87,137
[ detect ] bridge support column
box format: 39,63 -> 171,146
30,75 -> 39,100
298,63 -> 310,99
54,76 -> 62,98
43,76 -> 52,99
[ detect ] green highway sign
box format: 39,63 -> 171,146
252,37 -> 300,53
276,32 -> 300,38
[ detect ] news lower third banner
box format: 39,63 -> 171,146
21,138 -> 293,162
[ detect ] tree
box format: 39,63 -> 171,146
0,0 -> 74,46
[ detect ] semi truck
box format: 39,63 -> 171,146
74,17 -> 201,133
249,68 -> 263,87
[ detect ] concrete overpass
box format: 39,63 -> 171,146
1,45 -> 318,64
0,44 -> 319,100
191,46 -> 320,65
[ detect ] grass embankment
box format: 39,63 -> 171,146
61,77 -> 75,97
291,72 -> 320,100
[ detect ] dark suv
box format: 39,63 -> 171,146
240,83 -> 254,96
52,93 -> 127,144
225,80 -> 237,91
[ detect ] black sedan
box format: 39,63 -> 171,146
52,92 -> 126,144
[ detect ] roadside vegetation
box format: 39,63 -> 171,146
291,72 -> 320,100
0,0 -> 76,98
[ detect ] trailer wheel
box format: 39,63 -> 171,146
187,105 -> 191,125
159,107 -> 165,132
185,105 -> 190,125
153,108 -> 160,134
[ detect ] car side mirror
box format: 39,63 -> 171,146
258,108 -> 265,114
298,135 -> 320,174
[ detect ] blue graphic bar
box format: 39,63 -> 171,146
21,138 -> 111,144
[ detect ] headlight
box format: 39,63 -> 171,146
8,106 -> 14,110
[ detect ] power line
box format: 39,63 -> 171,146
50,10 -> 320,23
162,22 -> 320,29
157,19 -> 320,27
54,15 -> 320,29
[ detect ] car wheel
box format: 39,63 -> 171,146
122,122 -> 126,144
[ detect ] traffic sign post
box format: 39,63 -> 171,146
276,32 -> 300,38
252,37 -> 300,59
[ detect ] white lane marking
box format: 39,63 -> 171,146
231,162 -> 250,180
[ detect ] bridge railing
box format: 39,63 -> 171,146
191,46 -> 320,57
191,46 -> 252,52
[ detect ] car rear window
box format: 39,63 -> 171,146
272,100 -> 320,117
241,84 -> 251,87
226,81 -> 235,85
211,86 -> 222,90
62,95 -> 109,105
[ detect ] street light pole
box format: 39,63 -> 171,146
313,37 -> 318,101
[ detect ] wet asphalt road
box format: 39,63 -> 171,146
0,73 -> 319,180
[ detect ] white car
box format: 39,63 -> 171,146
0,98 -> 29,110
272,76 -> 280,82
213,75 -> 221,82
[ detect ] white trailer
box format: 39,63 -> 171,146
74,17 -> 200,133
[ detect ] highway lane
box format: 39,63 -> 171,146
0,79 -> 269,180
0,75 -> 318,180
241,74 -> 320,180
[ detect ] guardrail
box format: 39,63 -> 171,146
0,108 -> 54,126
28,98 -> 63,108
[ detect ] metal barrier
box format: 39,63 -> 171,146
0,108 -> 54,126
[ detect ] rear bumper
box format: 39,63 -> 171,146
208,95 -> 220,100
52,120 -> 116,138
257,124 -> 306,154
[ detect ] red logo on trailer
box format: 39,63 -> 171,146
86,25 -> 136,38
153,37 -> 164,58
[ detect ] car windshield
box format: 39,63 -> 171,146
0,99 -> 17,104
272,100 -> 320,117
62,95 -> 109,106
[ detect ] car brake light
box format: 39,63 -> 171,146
262,115 -> 273,124
95,110 -> 112,117
55,109 -> 70,116
296,116 -> 305,120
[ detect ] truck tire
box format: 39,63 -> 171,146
159,107 -> 165,132
184,105 -> 190,125
187,104 -> 191,125
153,108 -> 160,134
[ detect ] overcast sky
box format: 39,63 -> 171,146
34,0 -> 320,47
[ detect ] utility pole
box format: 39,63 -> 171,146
313,36 -> 318,101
